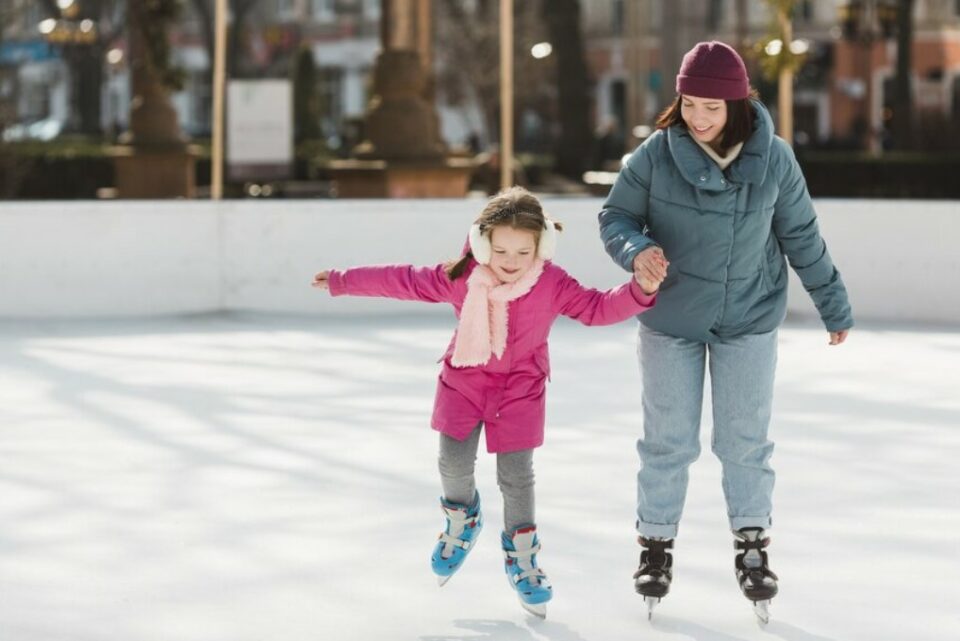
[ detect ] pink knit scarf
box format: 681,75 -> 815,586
451,259 -> 545,367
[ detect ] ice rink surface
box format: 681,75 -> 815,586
1,313 -> 958,641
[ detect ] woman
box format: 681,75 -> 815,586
598,41 -> 853,622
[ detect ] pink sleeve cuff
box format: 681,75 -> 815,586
629,278 -> 657,308
327,270 -> 346,296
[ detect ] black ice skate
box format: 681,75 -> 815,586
733,527 -> 779,624
633,536 -> 673,619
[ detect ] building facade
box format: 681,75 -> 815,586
3,0 -> 959,154
583,0 -> 960,152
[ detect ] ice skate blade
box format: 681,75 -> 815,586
753,600 -> 770,625
644,596 -> 661,620
437,575 -> 452,587
521,601 -> 547,618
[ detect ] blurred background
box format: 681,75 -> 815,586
1,0 -> 958,201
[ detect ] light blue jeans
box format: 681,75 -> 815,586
636,324 -> 778,539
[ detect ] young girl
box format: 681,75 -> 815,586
312,187 -> 665,617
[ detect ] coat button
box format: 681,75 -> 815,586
720,178 -> 726,185
699,175 -> 707,182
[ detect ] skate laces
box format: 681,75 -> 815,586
734,529 -> 770,571
636,537 -> 673,578
734,529 -> 777,580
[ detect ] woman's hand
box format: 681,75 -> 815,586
828,329 -> 850,345
633,247 -> 669,294
311,270 -> 331,290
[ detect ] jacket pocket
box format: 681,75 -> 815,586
761,255 -> 785,294
760,233 -> 785,294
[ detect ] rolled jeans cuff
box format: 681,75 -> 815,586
636,519 -> 679,539
729,515 -> 772,532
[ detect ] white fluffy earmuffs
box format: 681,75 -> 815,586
469,220 -> 559,265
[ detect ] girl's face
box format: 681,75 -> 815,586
488,225 -> 538,283
681,94 -> 728,147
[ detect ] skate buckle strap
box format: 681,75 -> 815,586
438,532 -> 473,549
639,537 -> 674,551
504,541 -> 541,559
438,509 -> 480,557
511,567 -> 547,583
734,536 -> 770,551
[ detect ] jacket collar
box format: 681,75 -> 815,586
666,99 -> 774,190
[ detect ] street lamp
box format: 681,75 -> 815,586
36,0 -> 101,134
37,3 -> 98,46
531,42 -> 552,59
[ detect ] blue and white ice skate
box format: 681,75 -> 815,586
431,494 -> 483,586
501,525 -> 552,618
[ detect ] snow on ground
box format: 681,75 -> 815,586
1,313 -> 958,641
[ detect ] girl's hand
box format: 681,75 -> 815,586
828,329 -> 850,345
311,270 -> 331,290
633,247 -> 669,287
635,273 -> 662,295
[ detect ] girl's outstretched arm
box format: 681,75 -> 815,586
552,267 -> 656,326
317,263 -> 457,304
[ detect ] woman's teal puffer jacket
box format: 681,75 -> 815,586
599,100 -> 853,342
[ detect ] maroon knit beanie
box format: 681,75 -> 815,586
675,41 -> 750,100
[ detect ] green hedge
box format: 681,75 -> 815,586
4,141 -> 956,200
1,137 -> 334,199
797,152 -> 960,199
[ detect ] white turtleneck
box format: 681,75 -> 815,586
693,137 -> 744,171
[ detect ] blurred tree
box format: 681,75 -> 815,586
37,0 -> 126,136
109,0 -> 195,200
436,0 -> 555,154
543,0 -> 591,178
756,0 -> 806,145
123,0 -> 187,146
292,45 -> 321,143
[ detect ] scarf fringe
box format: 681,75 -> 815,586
451,260 -> 544,367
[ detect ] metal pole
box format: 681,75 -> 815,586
417,0 -> 432,69
625,0 -> 648,147
211,0 -> 227,199
499,0 -> 513,190
777,6 -> 794,146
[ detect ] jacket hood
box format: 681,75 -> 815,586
666,99 -> 774,191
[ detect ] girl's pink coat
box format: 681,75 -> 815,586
328,260 -> 655,453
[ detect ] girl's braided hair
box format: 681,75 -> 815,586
445,186 -> 563,280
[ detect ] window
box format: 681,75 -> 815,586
312,0 -> 335,22
276,0 -> 296,20
650,0 -> 662,29
708,0 -> 724,32
364,0 -> 381,21
612,0 -> 624,35
318,66 -> 344,134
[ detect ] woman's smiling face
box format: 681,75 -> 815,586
680,94 -> 728,146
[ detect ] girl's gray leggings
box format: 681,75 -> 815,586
438,423 -> 535,532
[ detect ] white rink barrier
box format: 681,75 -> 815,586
1,198 -> 957,325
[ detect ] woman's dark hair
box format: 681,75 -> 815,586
655,89 -> 760,155
445,186 -> 563,280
